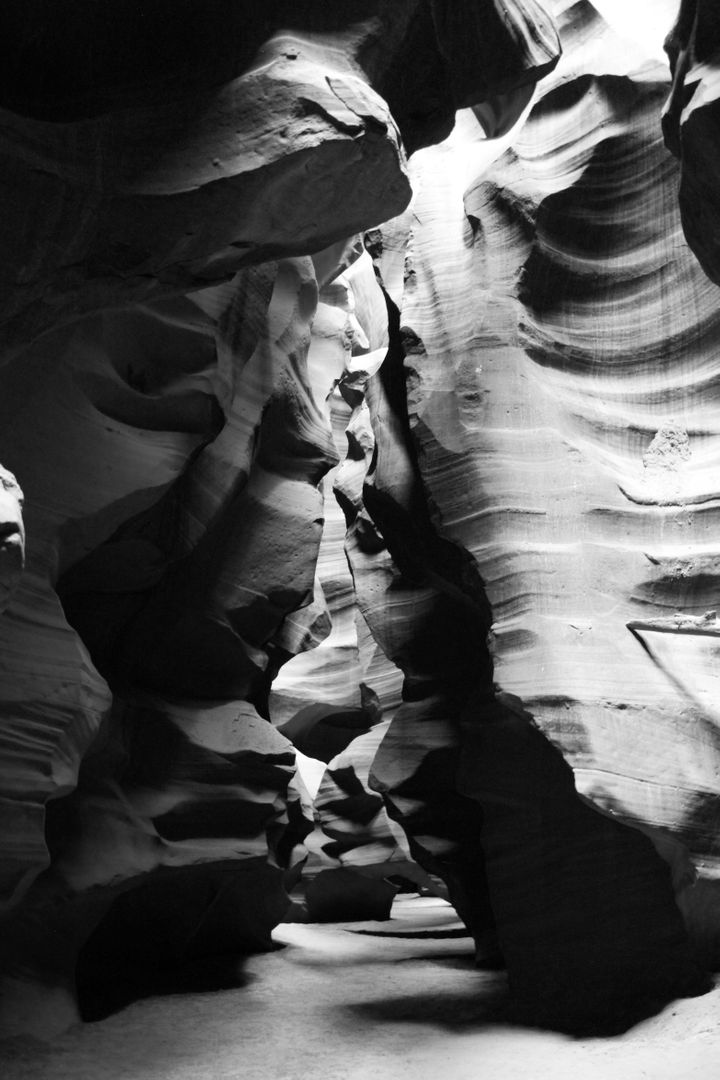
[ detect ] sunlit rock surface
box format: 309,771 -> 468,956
407,0 -> 720,874
353,0 -> 716,1029
272,248 -> 409,887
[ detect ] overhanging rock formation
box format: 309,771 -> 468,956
1,0 -> 719,1043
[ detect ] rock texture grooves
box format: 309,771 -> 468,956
363,0 -> 716,1027
346,261 -> 705,1029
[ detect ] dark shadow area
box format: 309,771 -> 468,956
340,977 -> 512,1030
76,860 -> 289,1022
343,977 -> 678,1039
507,997 -> 684,1040
78,953 -> 257,1023
304,869 -> 398,923
348,927 -> 471,939
278,702 -> 377,763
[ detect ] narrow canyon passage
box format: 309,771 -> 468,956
4,0 -> 720,1068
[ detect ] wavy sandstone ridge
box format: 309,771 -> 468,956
368,0 -> 714,1027
454,7 -> 720,870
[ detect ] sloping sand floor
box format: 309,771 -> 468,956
2,896 -> 719,1080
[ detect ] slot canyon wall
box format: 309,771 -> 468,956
1,0 -> 720,1040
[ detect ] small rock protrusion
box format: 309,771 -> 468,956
643,421 -> 691,472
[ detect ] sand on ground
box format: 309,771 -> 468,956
1,896 -> 718,1080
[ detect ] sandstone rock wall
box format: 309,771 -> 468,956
341,0 -> 719,1027
3,0 -> 720,1043
400,0 -> 720,889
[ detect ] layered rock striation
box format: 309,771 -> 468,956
376,0 -> 720,1020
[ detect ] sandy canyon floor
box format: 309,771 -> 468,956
2,897 -> 719,1080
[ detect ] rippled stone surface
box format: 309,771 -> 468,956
362,0 -> 714,1029
408,1 -> 720,874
